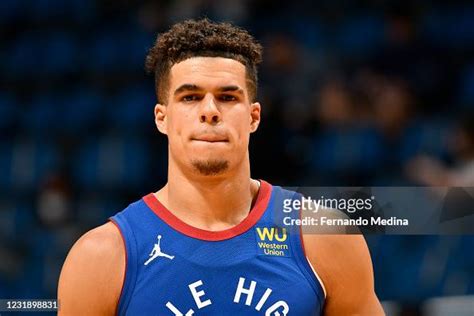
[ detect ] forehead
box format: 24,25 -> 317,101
169,57 -> 247,89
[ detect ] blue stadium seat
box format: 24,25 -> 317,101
0,93 -> 17,130
459,236 -> 474,264
24,89 -> 102,135
310,127 -> 383,174
291,18 -> 327,52
0,0 -> 24,24
422,6 -> 474,49
21,228 -> 77,297
5,30 -> 79,77
459,63 -> 474,105
430,237 -> 473,296
76,194 -> 123,226
67,0 -> 97,24
22,0 -> 96,23
0,143 -> 13,190
16,228 -> 54,298
127,31 -> 155,69
83,24 -> 153,73
0,201 -> 35,243
374,236 -> 441,301
58,88 -> 103,134
400,119 -> 452,161
336,15 -> 385,58
26,0 -> 65,19
0,280 -> 6,297
0,139 -> 59,191
0,201 -> 17,241
109,85 -> 156,129
39,32 -> 79,76
73,136 -> 150,190
84,29 -> 121,72
22,93 -> 60,135
4,34 -> 40,78
85,27 -> 143,73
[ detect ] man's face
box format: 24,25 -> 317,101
154,57 -> 261,177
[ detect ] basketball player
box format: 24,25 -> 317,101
58,19 -> 384,315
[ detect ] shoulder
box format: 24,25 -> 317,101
303,233 -> 384,315
301,206 -> 384,314
73,221 -> 124,252
303,234 -> 372,283
58,221 -> 125,315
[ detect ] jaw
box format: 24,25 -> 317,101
191,158 -> 229,176
167,133 -> 251,178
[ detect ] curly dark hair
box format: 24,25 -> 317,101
145,18 -> 263,104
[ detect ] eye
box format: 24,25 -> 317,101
181,95 -> 200,102
219,94 -> 237,102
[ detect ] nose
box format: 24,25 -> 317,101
199,94 -> 221,125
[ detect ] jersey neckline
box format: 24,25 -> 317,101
142,180 -> 272,241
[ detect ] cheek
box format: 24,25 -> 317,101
168,107 -> 191,136
236,109 -> 253,134
229,111 -> 252,142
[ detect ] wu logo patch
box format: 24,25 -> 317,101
255,227 -> 291,257
144,234 -> 174,266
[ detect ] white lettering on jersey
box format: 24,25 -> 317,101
265,301 -> 289,316
255,288 -> 272,311
165,302 -> 194,316
233,277 -> 257,306
166,277 -> 290,314
233,277 -> 289,314
189,280 -> 212,309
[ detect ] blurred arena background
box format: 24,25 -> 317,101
0,0 -> 473,315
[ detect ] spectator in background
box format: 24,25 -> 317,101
407,113 -> 474,186
316,79 -> 355,128
372,78 -> 414,141
37,173 -> 72,228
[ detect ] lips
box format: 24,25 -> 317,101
191,134 -> 229,143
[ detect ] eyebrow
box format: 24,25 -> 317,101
174,84 -> 202,95
218,85 -> 244,95
173,84 -> 244,96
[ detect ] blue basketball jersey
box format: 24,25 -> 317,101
110,180 -> 325,315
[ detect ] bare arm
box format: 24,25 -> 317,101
58,222 -> 125,315
303,234 -> 384,316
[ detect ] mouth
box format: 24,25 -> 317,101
191,138 -> 229,143
191,134 -> 229,143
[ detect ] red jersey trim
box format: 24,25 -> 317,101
143,180 -> 272,241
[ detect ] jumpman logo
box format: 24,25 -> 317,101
144,235 -> 174,266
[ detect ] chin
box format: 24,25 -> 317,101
190,158 -> 230,176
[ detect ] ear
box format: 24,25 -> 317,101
154,103 -> 167,135
250,102 -> 261,133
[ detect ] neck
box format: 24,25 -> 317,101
155,156 -> 260,231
